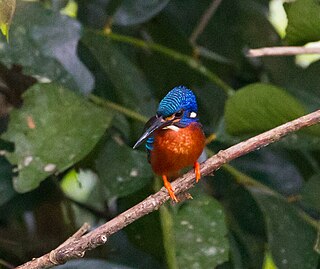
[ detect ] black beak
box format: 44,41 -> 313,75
133,115 -> 172,149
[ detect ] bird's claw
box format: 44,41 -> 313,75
162,175 -> 178,202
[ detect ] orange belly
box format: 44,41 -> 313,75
150,122 -> 205,177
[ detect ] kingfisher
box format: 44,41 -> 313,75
133,86 -> 205,202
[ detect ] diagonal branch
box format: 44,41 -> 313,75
16,109 -> 320,269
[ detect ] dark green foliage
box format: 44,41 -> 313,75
2,83 -> 111,192
95,139 -> 153,199
225,83 -> 307,135
251,191 -> 318,269
173,192 -> 229,268
0,157 -> 15,206
0,0 -> 319,268
285,0 -> 320,45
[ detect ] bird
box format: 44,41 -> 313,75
133,86 -> 205,202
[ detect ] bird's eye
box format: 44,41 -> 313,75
174,110 -> 184,118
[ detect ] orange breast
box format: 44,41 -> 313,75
150,122 -> 205,177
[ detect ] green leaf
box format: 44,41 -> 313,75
60,168 -> 105,211
0,0 -> 16,41
261,56 -> 320,112
56,259 -> 134,269
262,251 -> 278,269
0,23 -> 9,41
250,190 -> 318,269
95,139 -> 152,199
301,174 -> 320,212
0,2 -> 94,93
61,0 -> 78,18
173,193 -> 229,268
225,83 -> 319,136
82,31 -> 157,116
113,0 -> 170,26
1,83 -> 112,193
284,0 -> 320,45
61,169 -> 98,203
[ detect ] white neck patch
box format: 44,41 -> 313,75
163,125 -> 180,132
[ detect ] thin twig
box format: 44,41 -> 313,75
0,259 -> 15,269
16,109 -> 320,269
247,46 -> 320,57
189,0 -> 223,45
97,30 -> 235,97
88,94 -> 148,123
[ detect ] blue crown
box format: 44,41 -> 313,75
157,86 -> 198,117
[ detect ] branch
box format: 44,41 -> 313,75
16,109 -> 320,269
189,0 -> 222,45
247,46 -> 320,57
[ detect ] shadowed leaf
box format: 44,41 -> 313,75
0,157 -> 15,206
95,139 -> 152,199
173,193 -> 229,268
301,174 -> 320,212
0,2 -> 94,93
2,83 -> 112,193
250,190 -> 318,269
82,31 -> 157,116
113,0 -> 170,26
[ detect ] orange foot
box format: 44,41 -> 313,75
194,162 -> 201,183
162,175 -> 178,202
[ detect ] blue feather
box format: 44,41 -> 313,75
146,137 -> 154,150
146,137 -> 154,162
157,86 -> 198,117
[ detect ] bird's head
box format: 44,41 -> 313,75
133,86 -> 199,149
